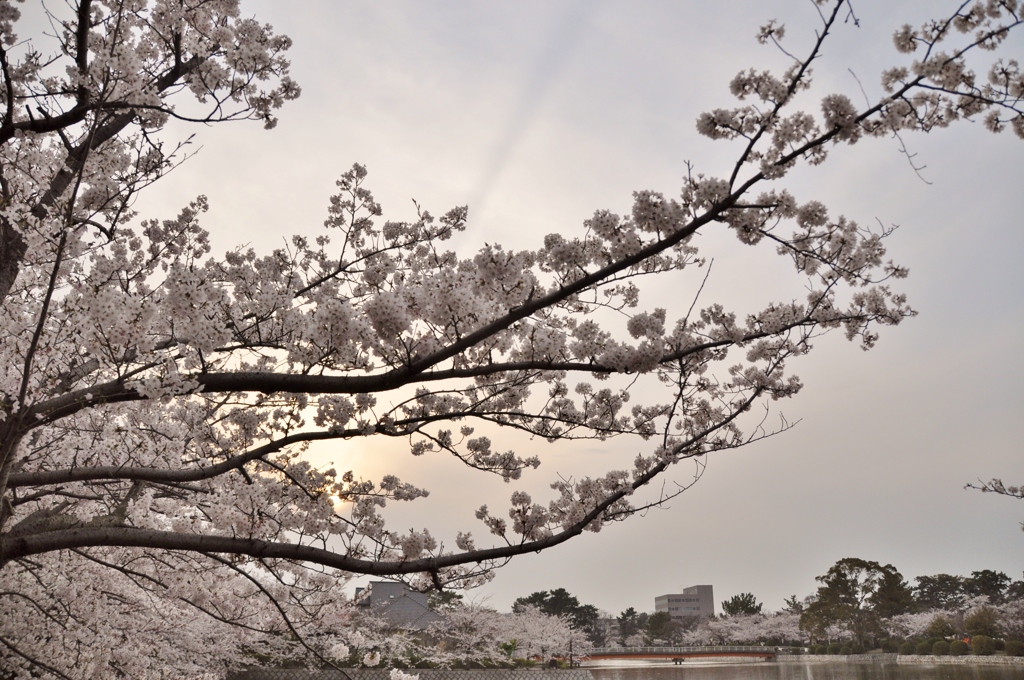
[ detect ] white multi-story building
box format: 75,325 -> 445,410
655,585 -> 714,620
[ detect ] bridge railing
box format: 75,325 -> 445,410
587,646 -> 775,656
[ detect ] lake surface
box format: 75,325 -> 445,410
586,660 -> 1024,680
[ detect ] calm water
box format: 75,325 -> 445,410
586,660 -> 1024,680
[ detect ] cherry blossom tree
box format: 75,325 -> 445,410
673,609 -> 804,646
434,603 -> 511,661
342,602 -> 577,667
1,0 -> 1022,677
885,609 -> 956,640
996,598 -> 1024,640
497,604 -> 583,662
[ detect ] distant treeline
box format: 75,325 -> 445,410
514,559 -> 1024,653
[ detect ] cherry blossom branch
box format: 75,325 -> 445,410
24,304 -> 870,427
965,478 -> 1024,499
727,0 -> 844,189
3,386 -> 763,574
0,634 -> 75,680
6,429 -> 341,488
74,0 -> 92,106
205,552 -> 349,671
0,48 -> 205,146
18,230 -> 69,407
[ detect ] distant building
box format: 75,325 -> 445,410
354,581 -> 444,629
655,585 -> 714,620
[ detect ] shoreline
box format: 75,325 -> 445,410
776,654 -> 1024,666
581,655 -> 1024,668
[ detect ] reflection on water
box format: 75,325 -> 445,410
587,660 -> 1024,680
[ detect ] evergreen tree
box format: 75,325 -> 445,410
801,558 -> 906,647
914,574 -> 967,610
965,570 -> 1012,604
722,593 -> 764,617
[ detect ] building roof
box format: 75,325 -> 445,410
355,581 -> 445,629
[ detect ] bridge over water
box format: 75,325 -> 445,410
585,646 -> 776,662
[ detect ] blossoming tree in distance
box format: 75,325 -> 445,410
0,0 -> 1021,676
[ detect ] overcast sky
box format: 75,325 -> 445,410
133,1 -> 1024,616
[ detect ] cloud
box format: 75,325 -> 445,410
469,1 -> 606,215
